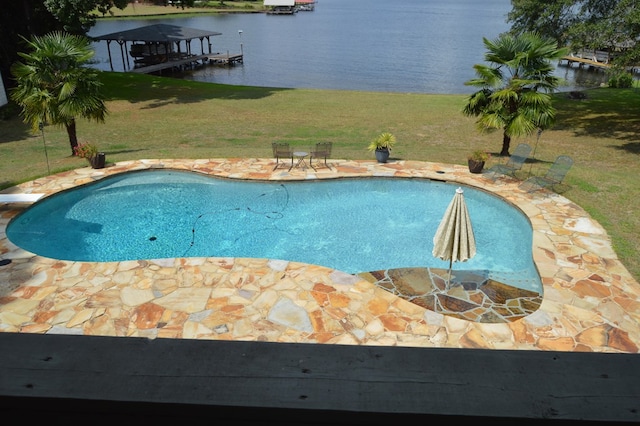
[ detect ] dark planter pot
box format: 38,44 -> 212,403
375,149 -> 390,163
467,159 -> 485,174
90,152 -> 106,169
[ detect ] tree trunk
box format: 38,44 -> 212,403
500,132 -> 511,156
66,118 -> 78,156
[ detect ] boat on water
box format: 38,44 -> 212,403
296,0 -> 316,11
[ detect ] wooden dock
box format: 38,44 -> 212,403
559,53 -> 640,74
207,52 -> 244,65
130,52 -> 243,74
559,55 -> 610,71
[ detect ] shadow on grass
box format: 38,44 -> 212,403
612,141 -> 640,154
553,88 -> 640,144
101,71 -> 290,107
103,148 -> 147,156
488,152 -> 552,166
0,117 -> 34,144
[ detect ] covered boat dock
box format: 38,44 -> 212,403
92,24 -> 240,74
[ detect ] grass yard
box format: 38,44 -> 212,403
1,71 -> 638,282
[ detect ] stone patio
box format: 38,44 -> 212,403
0,158 -> 638,353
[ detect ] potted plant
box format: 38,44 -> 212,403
367,132 -> 396,163
74,142 -> 106,169
467,149 -> 490,173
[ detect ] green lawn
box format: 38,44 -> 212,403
1,71 -> 638,282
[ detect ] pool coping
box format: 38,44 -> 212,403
1,158 -> 639,353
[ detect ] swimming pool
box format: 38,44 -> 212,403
7,169 -> 541,292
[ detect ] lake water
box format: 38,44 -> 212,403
89,0 -> 607,94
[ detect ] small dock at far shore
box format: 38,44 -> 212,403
559,52 -> 640,74
559,55 -> 610,71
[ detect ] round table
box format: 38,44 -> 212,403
292,151 -> 309,170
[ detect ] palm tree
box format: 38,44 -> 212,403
463,32 -> 568,156
10,31 -> 107,156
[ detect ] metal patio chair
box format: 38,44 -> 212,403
272,142 -> 294,170
485,143 -> 532,180
309,142 -> 332,170
519,155 -> 574,193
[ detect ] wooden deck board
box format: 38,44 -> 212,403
0,333 -> 639,424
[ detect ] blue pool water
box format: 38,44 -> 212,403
7,170 -> 541,292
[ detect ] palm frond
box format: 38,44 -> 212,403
10,31 -> 108,145
462,32 -> 565,150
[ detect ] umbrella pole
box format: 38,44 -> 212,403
528,128 -> 542,177
448,259 -> 453,287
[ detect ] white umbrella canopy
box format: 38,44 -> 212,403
432,187 -> 477,284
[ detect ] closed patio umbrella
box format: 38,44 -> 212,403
432,187 -> 476,286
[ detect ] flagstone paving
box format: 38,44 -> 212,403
0,158 -> 638,353
358,267 -> 543,323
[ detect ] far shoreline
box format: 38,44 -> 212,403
98,2 -> 266,20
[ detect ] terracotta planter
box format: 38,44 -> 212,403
467,159 -> 485,174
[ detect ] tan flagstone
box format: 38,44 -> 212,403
67,308 -> 96,328
0,311 -> 33,326
155,287 -> 212,313
2,298 -> 40,315
120,287 -> 156,306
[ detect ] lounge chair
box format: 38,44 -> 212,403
485,143 -> 532,180
309,142 -> 332,170
519,155 -> 574,192
272,142 -> 294,170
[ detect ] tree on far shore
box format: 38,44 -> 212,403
507,0 -> 640,69
462,32 -> 568,156
10,32 -> 108,156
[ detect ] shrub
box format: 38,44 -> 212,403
367,132 -> 397,151
468,149 -> 490,162
608,71 -> 634,88
74,142 -> 98,159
